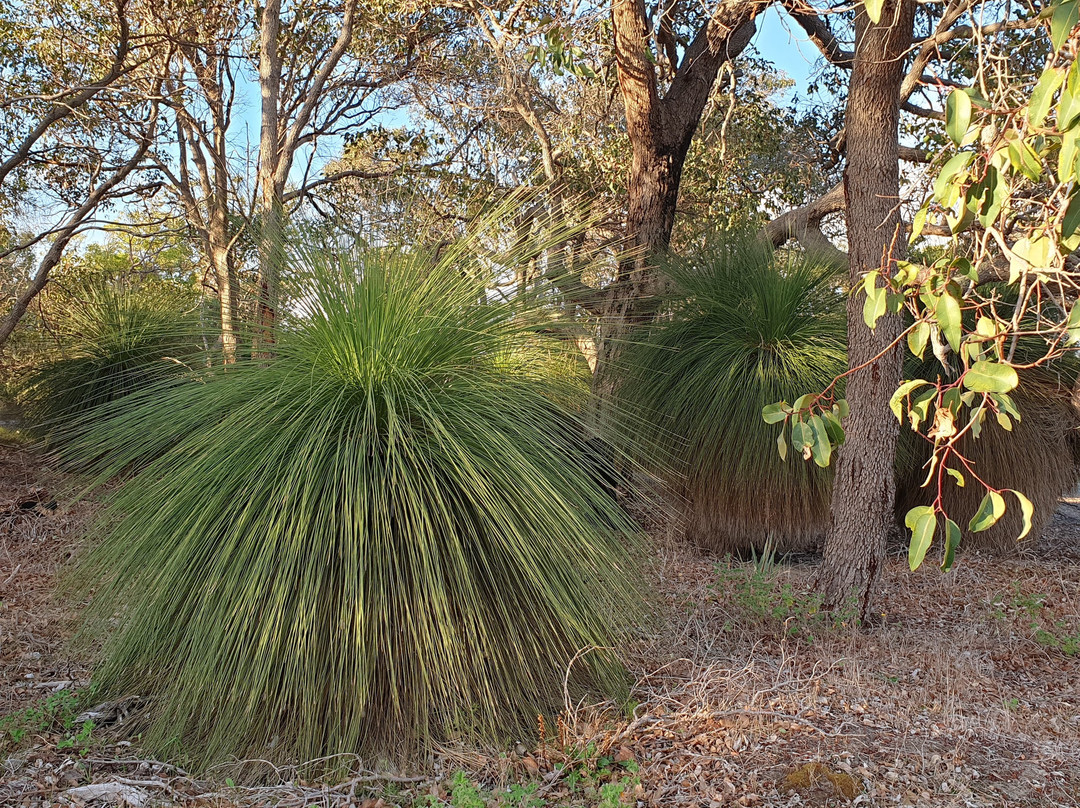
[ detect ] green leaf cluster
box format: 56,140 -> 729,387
618,239 -> 847,551
60,240 -> 644,769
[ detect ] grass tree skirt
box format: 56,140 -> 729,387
60,245 -> 644,770
681,468 -> 833,555
896,370 -> 1080,554
613,240 -> 846,556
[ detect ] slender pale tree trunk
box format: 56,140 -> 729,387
252,0 -> 357,355
207,213 -> 238,364
254,0 -> 284,357
817,0 -> 916,620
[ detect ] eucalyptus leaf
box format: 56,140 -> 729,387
963,361 -> 1019,394
969,491 -> 1007,532
762,401 -> 789,424
1052,0 -> 1079,51
1029,65 -> 1066,128
1012,490 -> 1034,540
946,89 -> 972,146
890,379 -> 931,421
942,518 -> 961,571
909,509 -> 937,570
908,321 -> 931,359
935,293 -> 963,353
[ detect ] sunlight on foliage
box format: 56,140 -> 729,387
61,240 -> 644,770
615,239 -> 847,555
18,281 -> 201,430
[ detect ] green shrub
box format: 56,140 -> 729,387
615,240 -> 846,554
896,293 -> 1080,552
62,240 -> 643,769
19,280 -> 201,430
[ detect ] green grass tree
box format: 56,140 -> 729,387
615,240 -> 846,555
60,233 -> 645,770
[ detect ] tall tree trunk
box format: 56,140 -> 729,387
596,0 -> 760,401
251,0 -> 356,356
207,212 -> 238,364
593,140 -> 685,401
255,0 -> 284,357
817,0 -> 916,620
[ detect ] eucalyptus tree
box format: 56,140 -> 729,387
0,0 -> 165,349
125,0 -> 440,361
819,0 -> 917,617
762,0 -> 1061,616
0,0 -> 135,196
143,0 -> 251,363
319,1 -> 832,377
252,0 -> 447,351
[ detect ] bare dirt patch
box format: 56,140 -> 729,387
0,443 -> 1078,806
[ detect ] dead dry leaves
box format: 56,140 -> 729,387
0,446 -> 1079,806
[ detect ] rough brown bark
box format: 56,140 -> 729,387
816,0 -> 916,620
596,0 -> 762,399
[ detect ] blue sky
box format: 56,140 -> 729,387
72,5 -> 833,248
757,4 -> 822,93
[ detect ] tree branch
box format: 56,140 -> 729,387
0,0 -> 132,190
0,108 -> 156,349
665,1 -> 764,137
763,181 -> 846,262
778,0 -> 853,68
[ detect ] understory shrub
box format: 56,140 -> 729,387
18,280 -> 201,430
61,238 -> 644,770
617,241 -> 1080,556
615,240 -> 846,555
896,362 -> 1080,553
895,284 -> 1080,552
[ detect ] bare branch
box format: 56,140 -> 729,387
0,0 -> 132,189
763,181 -> 846,262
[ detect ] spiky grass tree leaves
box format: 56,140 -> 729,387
614,240 -> 847,554
19,281 -> 201,430
64,246 -> 643,770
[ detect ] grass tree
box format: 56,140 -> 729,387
615,241 -> 847,555
61,234 -> 644,769
19,280 -> 201,429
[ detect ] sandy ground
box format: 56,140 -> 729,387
0,439 -> 1078,807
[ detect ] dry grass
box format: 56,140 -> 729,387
0,441 -> 93,719
897,373 -> 1080,554
1,445 -> 1080,806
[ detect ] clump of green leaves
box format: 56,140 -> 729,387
61,235 -> 644,770
617,239 -> 847,554
711,562 -> 858,642
19,280 -> 201,431
0,687 -> 96,754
